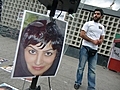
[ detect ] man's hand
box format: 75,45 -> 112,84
98,39 -> 103,45
92,40 -> 99,45
92,39 -> 103,45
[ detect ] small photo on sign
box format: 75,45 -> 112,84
17,12 -> 24,21
0,65 -> 13,73
11,10 -> 68,78
0,58 -> 8,64
0,83 -> 18,90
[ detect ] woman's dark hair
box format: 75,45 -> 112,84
0,86 -> 13,90
94,8 -> 104,16
14,20 -> 63,77
22,20 -> 63,52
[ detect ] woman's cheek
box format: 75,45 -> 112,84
44,55 -> 56,64
25,52 -> 36,62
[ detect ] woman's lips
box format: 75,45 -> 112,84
32,66 -> 44,70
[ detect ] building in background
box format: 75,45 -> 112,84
0,0 -> 120,67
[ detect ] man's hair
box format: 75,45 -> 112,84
94,8 -> 104,16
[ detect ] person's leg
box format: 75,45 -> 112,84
74,46 -> 88,89
87,53 -> 98,90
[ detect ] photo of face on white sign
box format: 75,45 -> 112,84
47,10 -> 67,20
11,10 -> 68,78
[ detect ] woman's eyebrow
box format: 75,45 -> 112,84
27,45 -> 36,50
27,45 -> 55,52
43,49 -> 55,52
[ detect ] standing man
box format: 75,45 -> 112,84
74,8 -> 105,90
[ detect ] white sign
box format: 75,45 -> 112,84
110,46 -> 120,61
17,12 -> 24,21
47,10 -> 67,20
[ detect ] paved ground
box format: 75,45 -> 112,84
0,35 -> 120,90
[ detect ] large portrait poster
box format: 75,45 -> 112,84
11,10 -> 68,78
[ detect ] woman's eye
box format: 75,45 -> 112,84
45,52 -> 52,56
29,50 -> 36,55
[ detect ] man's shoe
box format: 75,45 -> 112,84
74,84 -> 80,89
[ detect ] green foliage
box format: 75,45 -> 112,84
23,12 -> 39,29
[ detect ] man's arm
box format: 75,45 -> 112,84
80,30 -> 99,45
98,35 -> 104,45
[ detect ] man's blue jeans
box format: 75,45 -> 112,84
75,46 -> 98,90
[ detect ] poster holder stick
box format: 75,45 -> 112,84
48,77 -> 52,90
27,75 -> 41,90
27,76 -> 52,90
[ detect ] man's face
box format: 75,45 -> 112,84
93,11 -> 102,22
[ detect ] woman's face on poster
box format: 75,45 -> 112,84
0,87 -> 12,90
0,88 -> 5,90
24,41 -> 57,76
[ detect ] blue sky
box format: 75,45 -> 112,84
81,0 -> 120,11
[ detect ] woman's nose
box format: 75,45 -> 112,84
35,53 -> 43,65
